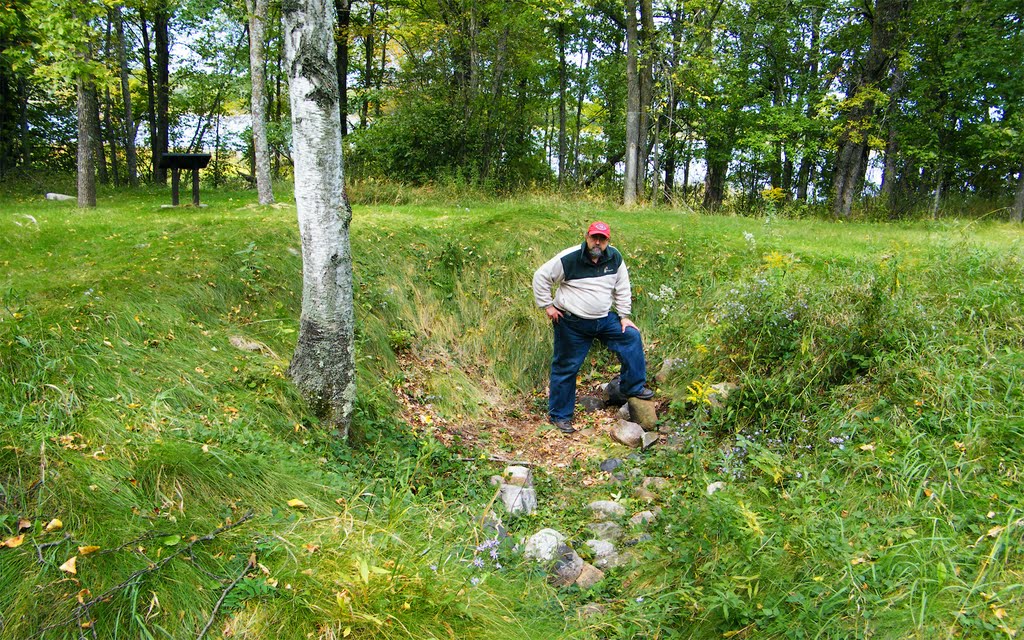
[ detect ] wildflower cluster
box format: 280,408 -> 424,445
714,275 -> 809,366
468,537 -> 504,574
648,283 -> 678,316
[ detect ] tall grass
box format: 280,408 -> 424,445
2,187 -> 1023,638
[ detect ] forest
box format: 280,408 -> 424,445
0,0 -> 1022,219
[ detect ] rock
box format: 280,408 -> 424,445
612,420 -> 644,448
574,562 -> 605,589
587,500 -> 626,519
587,521 -> 624,542
654,358 -> 686,384
503,465 -> 532,487
611,473 -> 627,483
550,545 -> 584,587
630,510 -> 658,526
599,458 -> 622,473
603,377 -> 628,406
578,396 -> 606,412
524,529 -> 566,562
622,534 -> 653,547
627,398 -> 658,430
634,487 -> 657,502
642,477 -> 669,491
45,192 -> 74,201
578,603 -> 607,617
706,481 -> 726,495
708,382 -> 739,408
489,475 -> 504,486
617,403 -> 631,420
482,516 -> 508,539
584,539 -> 622,569
500,484 -> 537,515
641,432 -> 660,450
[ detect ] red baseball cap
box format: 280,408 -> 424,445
587,221 -> 611,238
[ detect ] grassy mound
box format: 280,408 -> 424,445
2,187 -> 1023,638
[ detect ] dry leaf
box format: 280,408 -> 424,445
988,525 -> 1005,538
80,620 -> 94,629
17,519 -> 31,530
859,443 -> 875,452
287,499 -> 308,509
76,589 -> 90,604
994,608 -> 1007,620
60,556 -> 78,574
45,519 -> 63,532
78,545 -> 101,556
2,534 -> 25,548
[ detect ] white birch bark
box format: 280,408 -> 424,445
248,0 -> 275,204
623,0 -> 640,206
283,0 -> 356,438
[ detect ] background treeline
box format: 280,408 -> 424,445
1,0 -> 1022,218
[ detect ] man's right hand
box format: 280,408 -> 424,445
546,306 -> 564,323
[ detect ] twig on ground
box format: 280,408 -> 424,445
35,533 -> 71,564
35,511 -> 256,638
196,555 -> 255,640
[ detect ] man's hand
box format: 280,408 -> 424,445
620,317 -> 638,333
546,306 -> 564,323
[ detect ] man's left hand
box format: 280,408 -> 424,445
620,317 -> 638,333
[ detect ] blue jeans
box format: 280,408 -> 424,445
549,311 -> 647,423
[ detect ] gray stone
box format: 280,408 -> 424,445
524,528 -> 566,562
599,458 -> 622,472
654,358 -> 686,384
612,420 -> 644,448
489,475 -> 504,486
617,403 -> 631,420
499,484 -> 537,515
584,539 -> 622,569
587,500 -> 626,519
603,377 -> 628,406
574,562 -> 605,589
578,396 -> 606,412
627,398 -> 659,430
587,521 -> 624,542
502,465 -> 532,487
708,382 -> 739,408
550,545 -> 584,587
623,534 -> 653,547
642,432 -> 660,450
642,477 -> 670,491
578,603 -> 607,618
630,510 -> 658,526
634,487 -> 657,502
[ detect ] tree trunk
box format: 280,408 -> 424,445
248,0 -> 275,204
650,113 -> 661,205
283,0 -> 357,440
155,4 -> 170,183
140,10 -> 158,182
636,0 -> 654,195
1013,167 -> 1024,223
77,71 -> 98,208
93,85 -> 108,186
360,2 -> 376,129
104,86 -> 120,186
335,0 -> 351,136
115,7 -> 138,187
830,0 -> 906,218
623,0 -> 640,205
557,20 -> 567,186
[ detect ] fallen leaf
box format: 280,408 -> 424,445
343,628 -> 351,638
76,588 -> 90,604
60,556 -> 78,574
80,620 -> 94,629
859,443 -> 875,452
2,535 -> 25,548
17,519 -> 31,530
45,519 -> 63,532
160,535 -> 181,547
78,545 -> 101,556
287,499 -> 307,509
994,607 -> 1007,620
988,525 -> 1005,538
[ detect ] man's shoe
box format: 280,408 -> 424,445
630,387 -> 655,401
552,420 -> 576,434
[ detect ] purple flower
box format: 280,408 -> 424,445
472,557 -> 485,568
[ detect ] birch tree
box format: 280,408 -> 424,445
247,0 -> 274,204
282,0 -> 357,438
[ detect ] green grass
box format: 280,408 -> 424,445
2,184 -> 1024,638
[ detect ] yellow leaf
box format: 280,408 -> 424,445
78,545 -> 101,556
17,519 -> 31,531
60,556 -> 78,574
988,525 -> 1005,538
343,628 -> 351,638
287,499 -> 307,509
859,443 -> 875,452
2,535 -> 25,548
76,589 -> 90,604
45,519 -> 63,532
402,601 -> 411,610
80,620 -> 93,629
994,607 -> 1007,620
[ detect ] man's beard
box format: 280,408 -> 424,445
587,245 -> 603,260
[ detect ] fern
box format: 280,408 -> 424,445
221,577 -> 278,613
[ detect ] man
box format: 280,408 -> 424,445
532,221 -> 653,434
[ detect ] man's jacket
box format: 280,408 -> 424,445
532,242 -> 632,319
